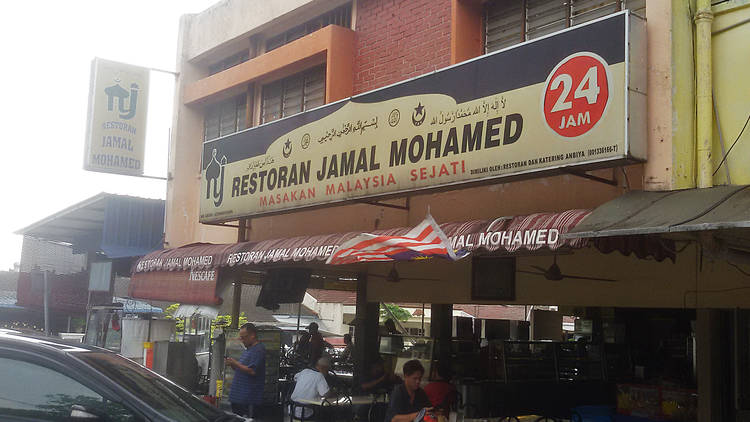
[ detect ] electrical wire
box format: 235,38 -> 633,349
729,262 -> 750,278
713,112 -> 750,176
683,286 -> 750,309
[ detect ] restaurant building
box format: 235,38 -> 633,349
141,0 -> 750,419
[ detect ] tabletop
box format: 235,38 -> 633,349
294,394 -> 388,406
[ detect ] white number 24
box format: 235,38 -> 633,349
549,66 -> 600,113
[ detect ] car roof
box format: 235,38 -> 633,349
0,330 -> 98,354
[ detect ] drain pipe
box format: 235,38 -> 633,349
695,0 -> 714,188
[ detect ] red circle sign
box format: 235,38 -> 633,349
542,53 -> 610,138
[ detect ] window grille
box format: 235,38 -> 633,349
204,95 -> 247,141
208,50 -> 250,76
485,0 -> 646,53
261,66 -> 326,124
266,4 -> 352,52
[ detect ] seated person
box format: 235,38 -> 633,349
423,362 -> 456,415
290,357 -> 335,419
360,357 -> 401,393
354,358 -> 402,421
384,360 -> 432,422
339,333 -> 354,362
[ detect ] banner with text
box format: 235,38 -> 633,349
200,12 -> 645,223
84,58 -> 150,176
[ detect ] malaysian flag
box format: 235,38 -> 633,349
326,214 -> 463,265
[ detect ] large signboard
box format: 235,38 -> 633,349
200,12 -> 645,223
84,58 -> 150,176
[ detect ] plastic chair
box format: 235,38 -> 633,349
289,402 -> 318,421
284,380 -> 316,421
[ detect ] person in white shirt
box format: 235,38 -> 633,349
290,357 -> 334,419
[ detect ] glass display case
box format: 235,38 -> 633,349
503,340 -> 558,382
556,341 -> 605,382
484,340 -> 607,383
379,334 -> 435,378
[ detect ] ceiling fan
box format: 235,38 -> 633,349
518,255 -> 616,282
369,263 -> 440,283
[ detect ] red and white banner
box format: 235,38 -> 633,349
326,214 -> 462,265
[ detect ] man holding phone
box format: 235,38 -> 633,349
384,360 -> 432,422
226,323 -> 266,418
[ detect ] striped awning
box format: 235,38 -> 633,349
132,209 -> 591,274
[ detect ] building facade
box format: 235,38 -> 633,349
162,1 -> 750,419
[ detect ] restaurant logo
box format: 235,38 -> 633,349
205,148 -> 227,207
104,80 -> 140,120
542,52 -> 611,138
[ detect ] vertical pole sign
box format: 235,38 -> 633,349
84,58 -> 150,176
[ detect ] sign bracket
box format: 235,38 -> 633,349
564,170 -> 619,187
205,221 -> 240,228
359,197 -> 410,211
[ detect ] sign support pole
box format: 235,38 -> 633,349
43,271 -> 50,336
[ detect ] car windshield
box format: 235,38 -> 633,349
76,351 -> 233,421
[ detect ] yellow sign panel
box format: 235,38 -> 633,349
200,12 -> 645,222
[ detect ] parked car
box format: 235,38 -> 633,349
0,329 -> 243,421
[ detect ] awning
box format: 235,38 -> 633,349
565,185 -> 750,240
133,209 -> 592,273
129,268 -> 222,305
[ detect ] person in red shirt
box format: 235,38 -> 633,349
423,362 -> 456,415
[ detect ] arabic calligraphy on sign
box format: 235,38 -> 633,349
431,96 -> 507,126
244,155 -> 275,172
318,117 -> 379,144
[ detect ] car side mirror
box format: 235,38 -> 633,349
70,404 -> 102,420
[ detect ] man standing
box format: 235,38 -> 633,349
307,322 -> 324,366
226,323 -> 266,418
290,357 -> 334,420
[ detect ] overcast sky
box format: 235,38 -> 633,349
0,1 -> 217,270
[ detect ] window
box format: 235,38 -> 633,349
204,95 -> 247,141
265,4 -> 352,52
485,0 -> 646,53
78,352 -> 226,421
0,357 -> 140,421
408,327 -> 425,336
208,50 -> 250,76
261,66 -> 326,124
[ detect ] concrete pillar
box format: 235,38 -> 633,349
696,309 -> 727,421
230,219 -> 247,329
431,304 -> 453,362
354,273 -> 379,382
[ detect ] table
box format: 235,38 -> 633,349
295,394 -> 388,406
292,395 -> 389,421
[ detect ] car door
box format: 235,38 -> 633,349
0,352 -> 146,421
